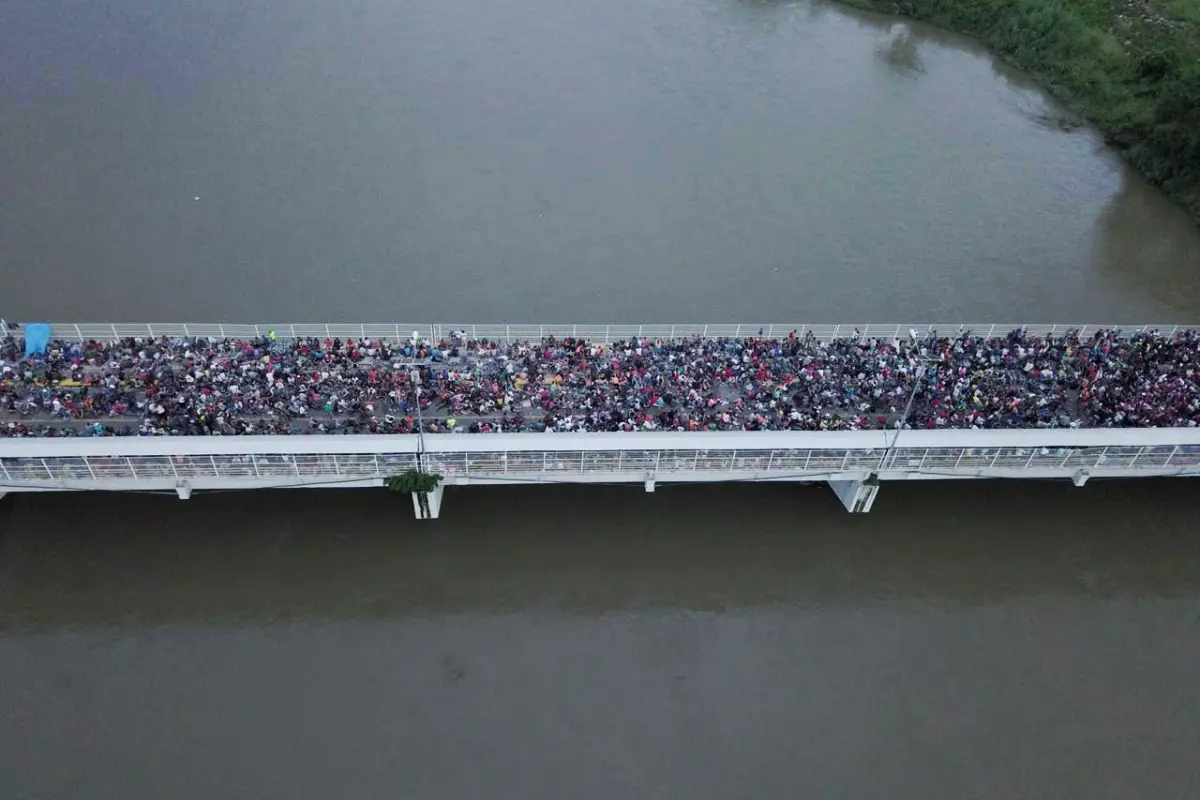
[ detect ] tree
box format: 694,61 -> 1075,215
386,469 -> 444,518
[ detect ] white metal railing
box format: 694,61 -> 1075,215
0,453 -> 419,482
30,322 -> 1200,344
2,445 -> 1197,484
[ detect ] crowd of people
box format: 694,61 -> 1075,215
2,327 -> 1199,437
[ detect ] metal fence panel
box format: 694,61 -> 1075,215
770,451 -> 811,469
505,452 -> 545,472
731,451 -> 774,471
464,453 -> 505,475
1134,446 -> 1179,468
543,452 -> 585,472
805,450 -> 850,470
426,453 -> 467,473
252,455 -> 295,476
40,321 -> 1200,344
845,451 -> 888,470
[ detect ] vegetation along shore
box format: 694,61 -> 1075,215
838,0 -> 1200,225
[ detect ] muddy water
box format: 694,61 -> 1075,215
3,0 -> 1200,796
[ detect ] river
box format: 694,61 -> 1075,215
3,482 -> 1200,798
3,0 -> 1200,322
2,0 -> 1200,797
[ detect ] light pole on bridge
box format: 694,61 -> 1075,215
410,368 -> 426,470
890,363 -> 930,449
880,358 -> 938,475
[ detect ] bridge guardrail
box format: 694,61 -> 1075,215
3,445 -> 1197,484
33,322 -> 1200,344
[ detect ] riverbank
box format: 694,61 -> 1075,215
838,0 -> 1200,224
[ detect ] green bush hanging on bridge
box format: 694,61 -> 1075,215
386,469 -> 444,518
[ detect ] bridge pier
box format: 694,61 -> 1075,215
175,482 -> 192,500
827,477 -> 879,513
411,485 -> 444,519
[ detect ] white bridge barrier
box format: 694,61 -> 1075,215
3,429 -> 1199,517
28,321 -> 1200,343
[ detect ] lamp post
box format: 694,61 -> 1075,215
410,368 -> 426,470
890,364 -> 928,449
881,361 -> 936,474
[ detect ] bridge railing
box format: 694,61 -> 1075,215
3,445 -> 1197,484
37,322 -> 1199,344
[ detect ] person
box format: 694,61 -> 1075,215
3,327 -> 1199,436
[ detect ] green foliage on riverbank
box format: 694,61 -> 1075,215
840,0 -> 1200,222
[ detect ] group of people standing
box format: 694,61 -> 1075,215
2,327 -> 1198,436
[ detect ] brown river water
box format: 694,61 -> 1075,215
2,0 -> 1199,796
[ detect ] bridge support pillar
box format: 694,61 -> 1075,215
175,482 -> 192,500
827,478 -> 879,514
644,478 -> 656,493
412,485 -> 444,520
1072,469 -> 1090,487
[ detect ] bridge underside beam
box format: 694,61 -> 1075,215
827,478 -> 880,513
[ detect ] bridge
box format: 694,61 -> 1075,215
2,429 -> 1198,517
3,320 -> 1199,517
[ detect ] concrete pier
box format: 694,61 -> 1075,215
411,484 -> 444,519
827,478 -> 880,514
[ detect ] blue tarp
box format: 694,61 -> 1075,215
23,323 -> 51,357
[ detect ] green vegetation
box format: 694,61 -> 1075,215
386,468 -> 443,517
839,0 -> 1200,223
